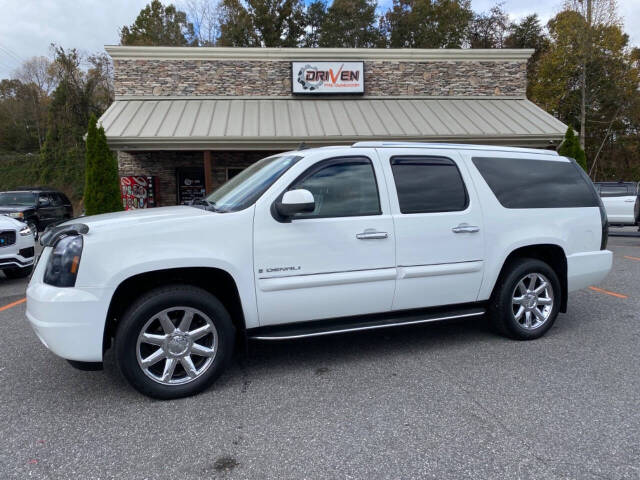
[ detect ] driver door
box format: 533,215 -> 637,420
253,151 -> 396,326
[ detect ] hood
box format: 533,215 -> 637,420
0,205 -> 33,214
0,214 -> 28,230
65,206 -> 211,234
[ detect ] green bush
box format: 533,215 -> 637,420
84,115 -> 123,215
558,127 -> 587,171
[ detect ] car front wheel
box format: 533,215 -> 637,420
115,285 -> 235,399
489,258 -> 561,340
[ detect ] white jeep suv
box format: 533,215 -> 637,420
26,143 -> 612,399
0,215 -> 35,279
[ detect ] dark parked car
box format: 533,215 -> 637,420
0,188 -> 73,238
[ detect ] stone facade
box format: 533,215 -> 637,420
112,49 -> 532,206
114,59 -> 526,98
118,150 -> 278,206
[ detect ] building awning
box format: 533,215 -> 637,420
100,96 -> 567,150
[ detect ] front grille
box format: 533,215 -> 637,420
19,247 -> 35,258
0,230 -> 16,248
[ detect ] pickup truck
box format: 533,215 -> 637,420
26,143 -> 613,399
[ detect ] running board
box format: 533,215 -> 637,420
248,306 -> 486,341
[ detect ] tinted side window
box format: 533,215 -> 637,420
50,193 -> 63,206
390,156 -> 468,214
597,185 -> 635,197
291,157 -> 380,218
472,157 -> 599,209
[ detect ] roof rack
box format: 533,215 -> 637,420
351,141 -> 559,156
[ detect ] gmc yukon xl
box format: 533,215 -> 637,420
26,143 -> 612,399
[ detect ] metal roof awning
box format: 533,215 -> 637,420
100,96 -> 567,150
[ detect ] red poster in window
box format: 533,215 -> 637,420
120,176 -> 157,210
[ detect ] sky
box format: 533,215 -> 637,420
0,0 -> 638,79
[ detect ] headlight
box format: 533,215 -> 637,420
43,235 -> 83,287
19,225 -> 32,236
8,212 -> 24,219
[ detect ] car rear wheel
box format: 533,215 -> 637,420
489,258 -> 561,340
115,285 -> 235,399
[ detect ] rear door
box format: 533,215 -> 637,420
599,184 -> 636,224
378,148 -> 485,310
253,150 -> 396,326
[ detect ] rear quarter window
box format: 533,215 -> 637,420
472,156 -> 599,209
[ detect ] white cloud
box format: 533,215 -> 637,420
0,0 -> 638,79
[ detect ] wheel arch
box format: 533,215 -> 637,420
492,244 -> 568,313
104,267 -> 246,354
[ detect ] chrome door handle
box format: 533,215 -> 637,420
452,223 -> 480,233
624,199 -> 635,202
356,229 -> 389,240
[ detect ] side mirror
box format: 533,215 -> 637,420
276,189 -> 315,218
38,198 -> 50,207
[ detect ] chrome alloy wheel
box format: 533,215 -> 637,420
136,307 -> 218,385
511,273 -> 554,330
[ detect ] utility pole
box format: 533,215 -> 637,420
579,0 -> 592,151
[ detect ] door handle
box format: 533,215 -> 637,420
356,229 -> 389,240
624,199 -> 635,203
452,223 -> 480,233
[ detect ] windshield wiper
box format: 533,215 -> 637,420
190,198 -> 223,212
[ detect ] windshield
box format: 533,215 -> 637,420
205,154 -> 303,212
0,192 -> 36,206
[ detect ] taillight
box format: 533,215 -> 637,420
598,198 -> 608,250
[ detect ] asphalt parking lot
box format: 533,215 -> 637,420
0,235 -> 638,480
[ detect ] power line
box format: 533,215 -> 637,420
0,44 -> 23,64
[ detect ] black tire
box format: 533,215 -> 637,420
115,285 -> 235,399
3,265 -> 33,279
488,258 -> 561,340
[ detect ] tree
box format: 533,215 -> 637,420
530,9 -> 639,179
37,46 -> 113,200
319,0 -> 381,48
558,127 -> 587,170
505,14 -> 549,97
217,0 -> 257,46
84,115 -> 123,215
120,0 -> 196,46
380,0 -> 472,49
183,0 -> 220,46
304,0 -> 327,47
0,79 -> 43,152
217,0 -> 306,47
467,3 -> 510,48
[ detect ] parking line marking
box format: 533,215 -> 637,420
588,286 -> 627,299
0,298 -> 26,312
624,255 -> 640,262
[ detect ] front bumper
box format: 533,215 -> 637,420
567,250 -> 613,292
0,233 -> 35,270
26,251 -> 111,362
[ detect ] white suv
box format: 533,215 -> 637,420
0,215 -> 35,279
26,143 -> 612,399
